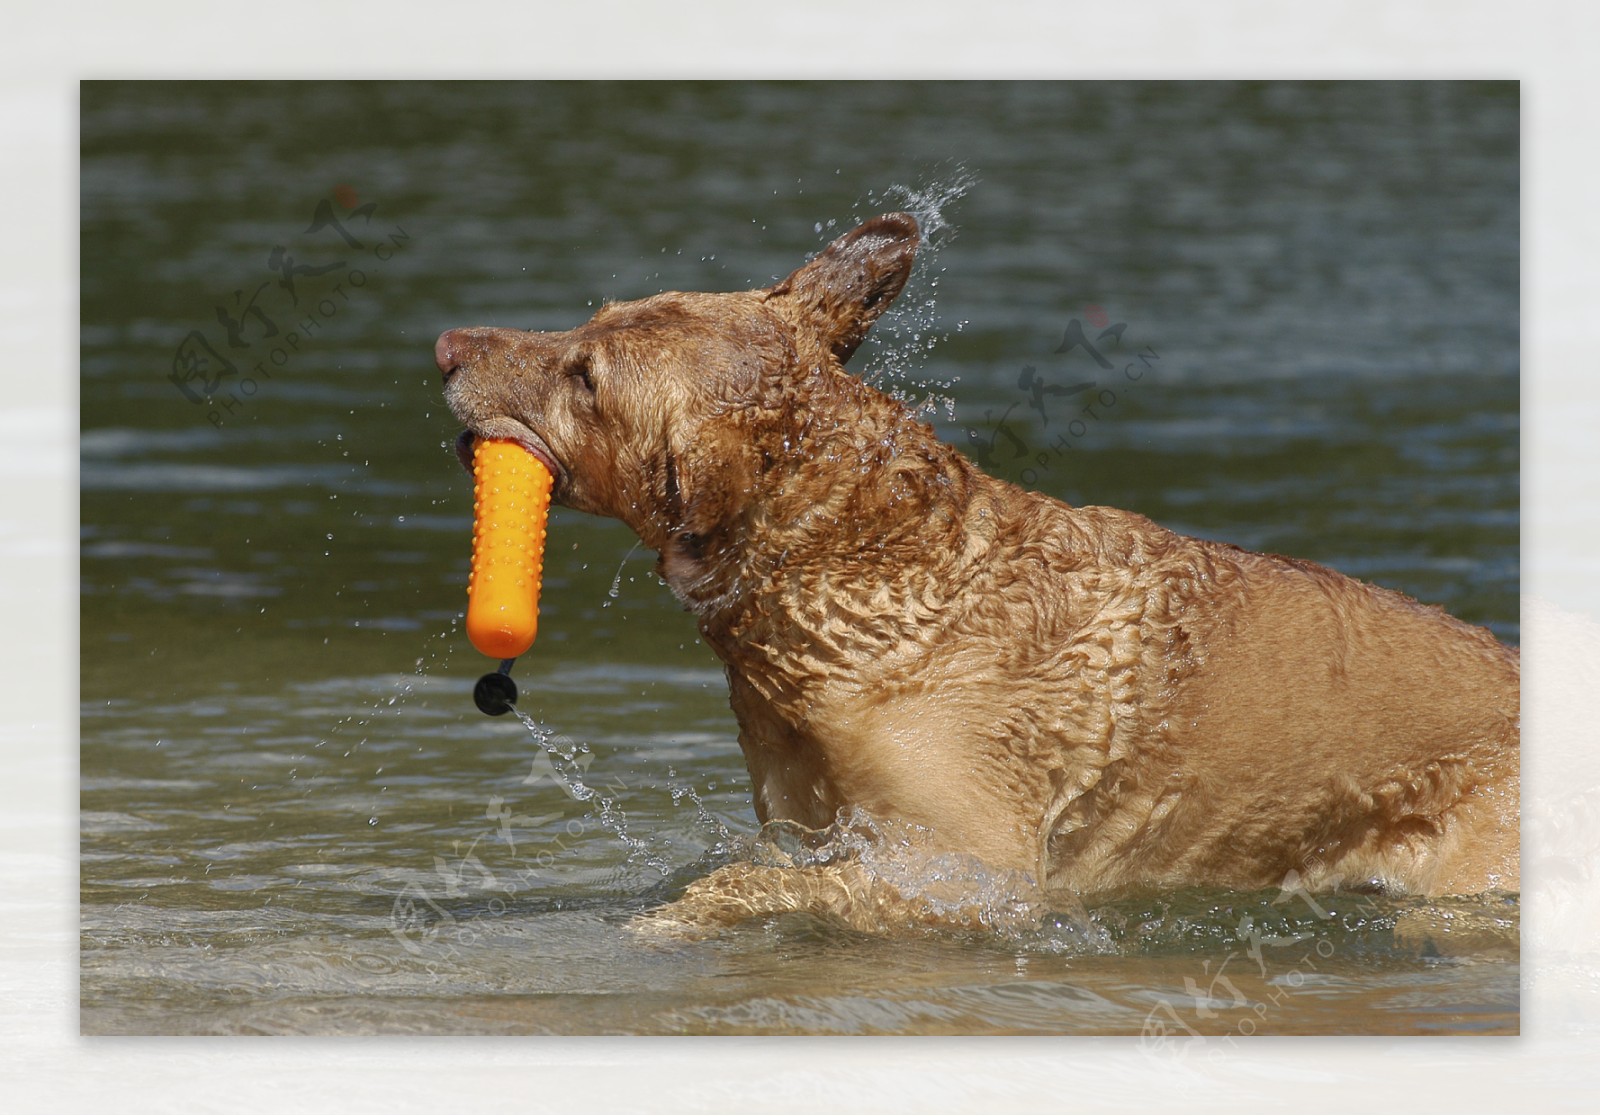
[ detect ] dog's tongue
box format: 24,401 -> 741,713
466,438 -> 554,660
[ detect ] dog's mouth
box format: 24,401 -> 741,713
454,426 -> 566,493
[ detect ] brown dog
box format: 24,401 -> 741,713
437,213 -> 1518,927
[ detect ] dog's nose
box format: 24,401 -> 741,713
435,329 -> 466,383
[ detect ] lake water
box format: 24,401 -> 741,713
80,81 -> 1519,1035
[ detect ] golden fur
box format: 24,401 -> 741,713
438,214 -> 1519,930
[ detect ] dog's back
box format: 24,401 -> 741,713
1006,496 -> 1520,896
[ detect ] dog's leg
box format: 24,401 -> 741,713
633,855 -> 1053,937
629,861 -> 899,937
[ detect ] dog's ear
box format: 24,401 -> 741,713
767,212 -> 920,364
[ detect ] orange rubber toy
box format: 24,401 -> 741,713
466,438 -> 554,660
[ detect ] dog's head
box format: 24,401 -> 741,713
438,213 -> 921,603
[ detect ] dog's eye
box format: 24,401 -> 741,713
566,356 -> 596,395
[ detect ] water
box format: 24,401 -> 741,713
80,81 -> 1519,1035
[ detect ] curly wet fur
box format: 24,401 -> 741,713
438,213 -> 1519,930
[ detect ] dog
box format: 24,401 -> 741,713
437,213 -> 1519,931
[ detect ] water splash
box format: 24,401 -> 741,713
674,805 -> 1518,959
713,806 -> 1047,937
848,168 -> 978,418
665,766 -> 732,842
512,710 -> 670,875
860,169 -> 978,254
601,539 -> 643,608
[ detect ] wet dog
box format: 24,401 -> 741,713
437,214 -> 1518,931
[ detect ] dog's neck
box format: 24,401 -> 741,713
671,368 -> 1000,696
